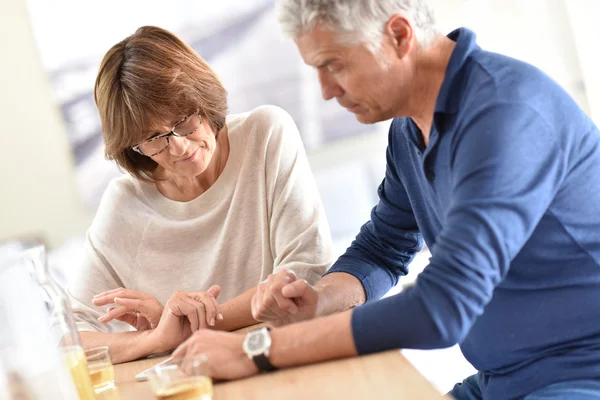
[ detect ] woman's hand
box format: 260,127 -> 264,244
167,286 -> 223,331
149,286 -> 223,353
93,288 -> 164,331
93,285 -> 222,331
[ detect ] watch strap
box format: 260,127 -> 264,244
252,353 -> 279,373
249,327 -> 278,373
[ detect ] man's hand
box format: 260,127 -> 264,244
251,269 -> 320,326
173,330 -> 258,380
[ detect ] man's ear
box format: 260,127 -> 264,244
384,14 -> 414,59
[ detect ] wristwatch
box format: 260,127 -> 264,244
243,327 -> 279,372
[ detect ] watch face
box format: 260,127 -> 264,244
247,332 -> 265,350
244,328 -> 272,357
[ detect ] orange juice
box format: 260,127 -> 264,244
88,362 -> 115,391
64,346 -> 96,400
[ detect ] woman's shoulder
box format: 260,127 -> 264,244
100,175 -> 143,208
91,175 -> 148,234
229,105 -> 298,137
246,105 -> 295,126
228,105 -> 301,151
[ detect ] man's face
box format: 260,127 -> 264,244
294,25 -> 410,124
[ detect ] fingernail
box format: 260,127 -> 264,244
210,318 -> 215,326
217,313 -> 224,321
289,308 -> 298,315
114,297 -> 119,302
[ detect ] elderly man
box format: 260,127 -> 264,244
170,1 -> 600,398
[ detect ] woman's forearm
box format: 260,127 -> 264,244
79,330 -> 156,364
213,287 -> 258,331
80,287 -> 259,363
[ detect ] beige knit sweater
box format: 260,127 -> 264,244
68,105 -> 333,332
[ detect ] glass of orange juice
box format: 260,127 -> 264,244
146,354 -> 212,400
85,346 -> 115,393
63,345 -> 97,400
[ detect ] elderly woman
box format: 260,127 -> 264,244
68,26 -> 332,363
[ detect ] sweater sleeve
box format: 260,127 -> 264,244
351,103 -> 567,354
260,106 -> 333,285
326,120 -> 424,301
67,179 -> 139,333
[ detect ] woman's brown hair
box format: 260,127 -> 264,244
94,26 -> 228,182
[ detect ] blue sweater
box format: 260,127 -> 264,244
327,28 -> 600,399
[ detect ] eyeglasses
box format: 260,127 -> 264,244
132,110 -> 202,157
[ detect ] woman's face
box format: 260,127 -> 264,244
139,113 -> 219,179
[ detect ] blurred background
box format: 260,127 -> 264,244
1,0 -> 599,393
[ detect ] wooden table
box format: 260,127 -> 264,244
105,341 -> 449,399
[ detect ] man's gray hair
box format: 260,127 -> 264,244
276,0 -> 437,52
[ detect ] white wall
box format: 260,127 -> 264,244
433,0 -> 590,113
565,0 -> 600,124
0,0 -> 595,250
0,0 -> 93,248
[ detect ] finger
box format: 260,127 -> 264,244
199,293 -> 219,326
113,297 -> 143,313
93,287 -> 124,298
210,294 -> 223,322
98,305 -> 132,323
183,296 -> 210,330
114,312 -> 139,327
261,283 -> 289,319
272,288 -> 299,315
277,268 -> 297,282
92,288 -> 148,306
180,344 -> 202,374
92,293 -> 119,306
281,279 -> 311,299
210,297 -> 223,322
205,287 -> 223,321
107,306 -> 139,327
251,290 -> 260,320
270,272 -> 299,314
172,338 -> 190,359
188,290 -> 221,325
109,288 -> 149,299
252,291 -> 277,320
206,285 -> 221,299
252,284 -> 279,320
171,297 -> 200,332
170,296 -> 202,332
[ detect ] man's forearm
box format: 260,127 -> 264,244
270,310 -> 357,367
213,287 -> 258,332
80,330 -> 155,364
315,272 -> 366,317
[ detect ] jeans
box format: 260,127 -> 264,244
449,374 -> 600,399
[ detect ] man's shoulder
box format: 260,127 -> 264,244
465,49 -> 559,105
